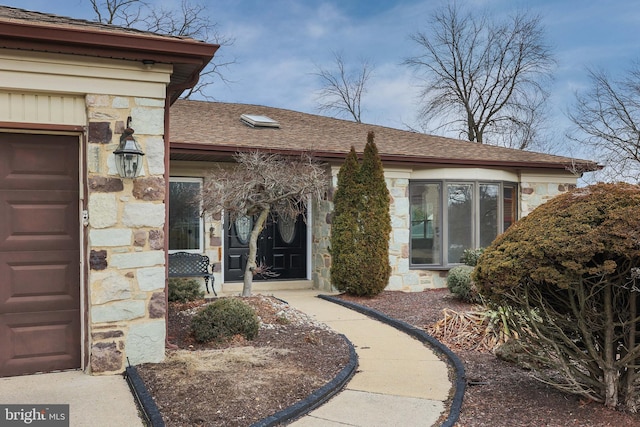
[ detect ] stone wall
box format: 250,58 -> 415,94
311,173 -> 447,292
520,181 -> 576,217
85,94 -> 167,374
385,177 -> 448,291
311,172 -> 576,293
311,190 -> 334,291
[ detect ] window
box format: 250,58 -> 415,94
169,178 -> 203,252
410,181 -> 517,266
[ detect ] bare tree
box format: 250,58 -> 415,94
200,152 -> 328,296
89,0 -> 235,98
567,65 -> 640,182
404,3 -> 555,149
313,52 -> 373,123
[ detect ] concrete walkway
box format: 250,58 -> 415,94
0,290 -> 452,426
0,370 -> 144,426
273,290 -> 451,427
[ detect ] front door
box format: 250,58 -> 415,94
0,133 -> 81,377
225,211 -> 307,282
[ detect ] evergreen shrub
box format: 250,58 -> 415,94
168,278 -> 204,302
474,182 -> 640,410
191,298 -> 259,343
461,248 -> 484,266
330,132 -> 391,296
446,265 -> 479,303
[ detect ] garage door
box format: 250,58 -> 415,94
0,133 -> 81,377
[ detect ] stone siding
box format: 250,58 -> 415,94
311,174 -> 447,292
310,173 -> 576,292
520,182 -> 576,217
86,94 -> 167,374
311,192 -> 334,291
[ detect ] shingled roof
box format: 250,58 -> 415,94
170,99 -> 598,171
0,6 -> 218,102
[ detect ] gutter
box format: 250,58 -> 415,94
169,142 -> 601,172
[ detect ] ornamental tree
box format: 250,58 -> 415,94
201,151 -> 327,296
474,182 -> 640,410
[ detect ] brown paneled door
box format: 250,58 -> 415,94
0,133 -> 81,377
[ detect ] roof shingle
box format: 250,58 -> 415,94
170,100 -> 597,171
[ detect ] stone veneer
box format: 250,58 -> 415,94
311,173 -> 576,293
311,176 -> 447,292
85,94 -> 167,374
520,182 -> 576,216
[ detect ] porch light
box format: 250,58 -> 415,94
113,117 -> 144,178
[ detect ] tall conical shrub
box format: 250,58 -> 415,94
330,132 -> 391,296
330,147 -> 362,292
359,131 -> 391,294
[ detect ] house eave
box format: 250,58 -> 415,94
0,18 -> 219,103
169,142 -> 600,172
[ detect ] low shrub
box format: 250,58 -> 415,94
461,248 -> 484,266
168,278 -> 204,302
191,298 -> 259,343
446,265 -> 479,303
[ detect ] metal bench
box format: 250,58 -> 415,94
168,252 -> 216,295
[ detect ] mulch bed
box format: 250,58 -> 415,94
338,289 -> 640,427
134,290 -> 640,426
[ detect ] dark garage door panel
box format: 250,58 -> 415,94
0,251 -> 80,313
0,134 -> 77,191
0,310 -> 81,377
0,133 -> 80,377
0,190 -> 78,252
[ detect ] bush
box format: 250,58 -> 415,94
446,265 -> 479,303
474,182 -> 640,410
330,147 -> 363,293
190,298 -> 259,343
330,132 -> 391,296
461,248 -> 484,266
168,278 -> 204,302
358,132 -> 392,295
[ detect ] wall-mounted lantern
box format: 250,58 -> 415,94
113,117 -> 144,178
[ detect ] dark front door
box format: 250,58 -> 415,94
225,211 -> 307,282
0,133 -> 81,377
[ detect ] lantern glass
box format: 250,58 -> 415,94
113,131 -> 144,178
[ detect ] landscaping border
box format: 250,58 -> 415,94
251,333 -> 358,427
125,365 -> 165,427
124,333 -> 358,427
318,294 -> 466,427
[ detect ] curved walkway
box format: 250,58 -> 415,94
0,290 -> 454,427
272,290 -> 452,427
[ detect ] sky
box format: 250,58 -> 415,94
3,0 -> 640,159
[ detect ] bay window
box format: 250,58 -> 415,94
169,177 -> 203,252
410,181 -> 517,266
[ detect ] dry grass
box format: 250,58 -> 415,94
165,347 -> 293,372
426,307 -> 511,352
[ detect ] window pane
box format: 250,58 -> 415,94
410,183 -> 441,264
479,184 -> 499,247
169,181 -> 201,250
447,183 -> 473,263
503,185 -> 516,231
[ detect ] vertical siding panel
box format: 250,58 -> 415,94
0,91 -> 85,125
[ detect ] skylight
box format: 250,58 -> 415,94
240,114 -> 280,128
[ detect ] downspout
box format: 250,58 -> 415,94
517,169 -> 522,220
